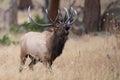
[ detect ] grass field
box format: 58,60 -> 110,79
0,33 -> 120,80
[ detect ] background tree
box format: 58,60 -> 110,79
43,0 -> 49,21
83,0 -> 101,33
18,0 -> 34,10
8,0 -> 18,27
45,0 -> 49,9
49,0 -> 60,21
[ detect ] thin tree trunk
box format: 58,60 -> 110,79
45,0 -> 49,9
49,0 -> 60,21
9,0 -> 18,27
83,0 -> 101,33
44,0 -> 49,22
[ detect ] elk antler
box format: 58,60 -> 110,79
69,7 -> 77,25
65,7 -> 77,24
64,7 -> 70,23
45,9 -> 54,24
45,9 -> 60,24
28,6 -> 77,27
28,6 -> 53,27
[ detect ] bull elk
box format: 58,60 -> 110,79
19,6 -> 77,72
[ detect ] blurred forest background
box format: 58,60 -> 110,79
0,0 -> 119,34
0,0 -> 120,80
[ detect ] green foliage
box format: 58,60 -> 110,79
0,34 -> 11,45
0,34 -> 19,45
10,26 -> 20,34
21,15 -> 47,32
9,15 -> 47,34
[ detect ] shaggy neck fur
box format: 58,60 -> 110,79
47,31 -> 68,62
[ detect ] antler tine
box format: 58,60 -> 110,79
54,10 -> 61,23
57,9 -> 64,23
70,0 -> 76,7
69,7 -> 77,25
64,7 -> 70,23
64,7 -> 73,23
28,6 -> 53,27
28,6 -> 32,23
45,9 -> 55,24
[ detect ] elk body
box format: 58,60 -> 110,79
19,7 -> 77,72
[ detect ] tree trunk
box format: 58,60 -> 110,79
83,0 -> 101,33
9,0 -> 18,27
18,0 -> 34,10
49,0 -> 60,21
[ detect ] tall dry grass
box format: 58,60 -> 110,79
0,33 -> 120,80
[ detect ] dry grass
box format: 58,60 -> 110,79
0,33 -> 120,80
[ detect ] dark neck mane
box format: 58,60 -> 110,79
47,32 -> 68,61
